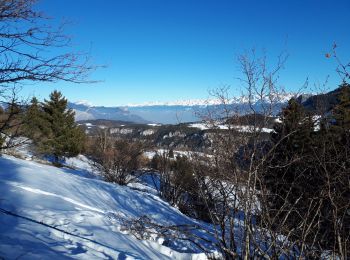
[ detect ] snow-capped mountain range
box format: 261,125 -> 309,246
121,92 -> 296,107
69,92 -> 297,124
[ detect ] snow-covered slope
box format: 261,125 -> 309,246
0,155 -> 212,259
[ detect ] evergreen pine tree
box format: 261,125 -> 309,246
268,98 -> 315,185
263,91 -> 350,252
168,149 -> 174,158
23,97 -> 48,141
332,82 -> 350,133
262,98 -> 318,237
309,82 -> 350,252
271,98 -> 314,150
39,90 -> 85,163
326,82 -> 350,173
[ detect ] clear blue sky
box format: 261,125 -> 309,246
23,0 -> 350,106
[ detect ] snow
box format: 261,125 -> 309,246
110,128 -> 133,134
122,92 -> 295,107
144,149 -> 190,160
124,99 -> 221,107
188,123 -> 209,130
233,125 -> 273,133
2,137 -> 37,161
141,129 -> 155,136
74,100 -> 94,107
0,154 -> 216,259
189,123 -> 273,133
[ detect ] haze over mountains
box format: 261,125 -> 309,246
68,102 -> 149,124
69,93 -> 296,124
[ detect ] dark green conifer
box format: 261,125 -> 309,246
262,98 -> 318,237
262,89 -> 350,253
332,82 -> 350,132
168,149 -> 174,158
23,97 -> 47,141
39,90 -> 85,163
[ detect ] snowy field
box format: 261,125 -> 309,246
0,154 -> 217,259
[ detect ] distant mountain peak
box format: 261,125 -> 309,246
73,100 -> 94,107
123,92 -> 296,107
124,99 -> 221,107
68,102 -> 149,124
68,91 -> 300,124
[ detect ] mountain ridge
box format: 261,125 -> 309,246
69,92 -> 297,124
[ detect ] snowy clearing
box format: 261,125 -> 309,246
0,154 -> 217,259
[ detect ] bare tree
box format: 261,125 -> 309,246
0,87 -> 26,150
186,51 -> 291,259
123,51 -> 292,259
0,0 -> 95,86
328,43 -> 350,82
0,0 -> 96,151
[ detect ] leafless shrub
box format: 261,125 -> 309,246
0,87 -> 29,151
92,129 -> 147,185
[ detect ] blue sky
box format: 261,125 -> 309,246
23,0 -> 350,106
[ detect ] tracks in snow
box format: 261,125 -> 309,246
3,180 -> 105,213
